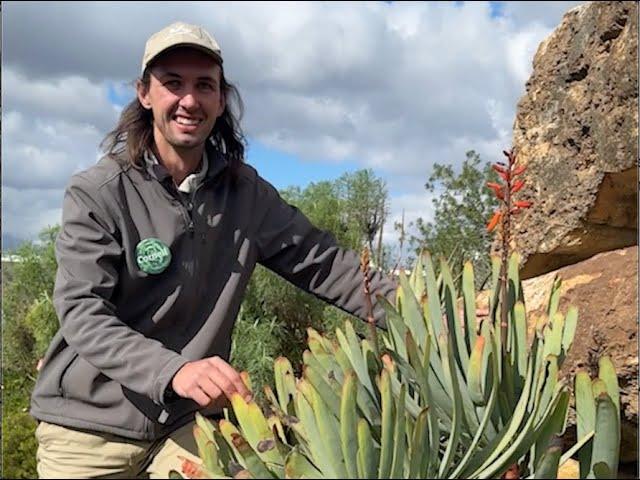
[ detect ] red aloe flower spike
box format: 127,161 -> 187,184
512,165 -> 526,176
514,200 -> 533,209
487,211 -> 502,232
511,179 -> 525,193
492,164 -> 507,174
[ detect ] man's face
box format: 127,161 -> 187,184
137,47 -> 225,153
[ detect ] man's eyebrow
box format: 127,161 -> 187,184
159,71 -> 218,83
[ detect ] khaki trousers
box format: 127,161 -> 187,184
35,420 -> 202,479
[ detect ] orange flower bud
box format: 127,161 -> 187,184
511,180 -> 525,193
514,200 -> 533,208
487,211 -> 502,232
487,182 -> 505,199
492,164 -> 507,174
512,165 -> 526,176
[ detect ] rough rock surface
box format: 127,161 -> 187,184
521,246 -> 637,464
508,1 -> 638,280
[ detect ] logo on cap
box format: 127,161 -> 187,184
136,238 -> 171,274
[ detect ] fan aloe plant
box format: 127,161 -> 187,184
171,150 -> 620,479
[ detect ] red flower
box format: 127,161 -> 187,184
511,180 -> 525,193
512,165 -> 526,176
487,211 -> 502,232
513,200 -> 533,209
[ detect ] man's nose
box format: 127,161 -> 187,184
179,91 -> 198,109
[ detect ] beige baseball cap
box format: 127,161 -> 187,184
141,21 -> 222,74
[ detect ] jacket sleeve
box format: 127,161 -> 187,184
52,173 -> 188,406
254,176 -> 397,328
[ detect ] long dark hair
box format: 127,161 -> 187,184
100,58 -> 246,178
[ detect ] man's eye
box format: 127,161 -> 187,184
199,83 -> 215,91
165,80 -> 181,88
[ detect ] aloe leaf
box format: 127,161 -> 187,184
336,323 -> 378,408
575,370 -> 596,478
340,371 -> 359,479
230,393 -> 285,467
450,340 -> 500,479
302,362 -> 341,418
590,392 -> 620,479
468,335 -> 487,406
462,260 -> 479,353
295,380 -> 335,477
598,357 -> 620,414
356,418 -> 377,479
285,450 -> 324,479
307,381 -> 348,479
274,357 -> 296,415
440,257 -> 470,378
378,369 -> 395,479
534,446 -> 562,479
560,306 -> 578,366
399,270 -> 428,344
546,276 -> 562,321
194,424 -> 225,476
423,251 -> 445,345
390,383 -> 407,478
438,334 -> 462,478
230,430 -> 277,479
408,407 -> 429,478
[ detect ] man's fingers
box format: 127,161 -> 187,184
209,357 -> 252,401
190,385 -> 214,408
197,374 -> 225,405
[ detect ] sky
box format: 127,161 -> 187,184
1,1 -> 586,251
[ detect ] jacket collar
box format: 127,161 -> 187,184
145,138 -> 228,185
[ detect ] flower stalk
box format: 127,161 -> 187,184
360,247 -> 379,355
487,148 -> 532,351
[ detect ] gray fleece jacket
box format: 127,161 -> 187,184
30,141 -> 397,441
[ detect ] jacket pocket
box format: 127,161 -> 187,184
59,355 -> 117,408
58,352 -> 79,397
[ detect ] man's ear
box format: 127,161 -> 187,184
136,80 -> 152,110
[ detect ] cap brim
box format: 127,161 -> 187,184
142,43 -> 223,74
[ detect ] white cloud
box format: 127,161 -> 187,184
3,68 -> 120,132
2,187 -> 65,240
2,1 -> 589,246
2,111 -> 104,190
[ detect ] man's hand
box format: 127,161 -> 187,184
171,356 -> 252,408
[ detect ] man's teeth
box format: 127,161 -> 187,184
175,117 -> 201,125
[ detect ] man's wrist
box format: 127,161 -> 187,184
163,384 -> 179,403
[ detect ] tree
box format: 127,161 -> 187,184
2,225 -> 60,480
409,150 -> 500,287
337,169 -> 389,268
234,169 -> 390,386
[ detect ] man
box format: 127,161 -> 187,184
30,21 -> 397,478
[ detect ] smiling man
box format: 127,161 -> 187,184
29,21 -> 398,478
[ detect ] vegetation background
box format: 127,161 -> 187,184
1,156 -> 497,478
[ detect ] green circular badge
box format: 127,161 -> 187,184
136,238 -> 171,274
